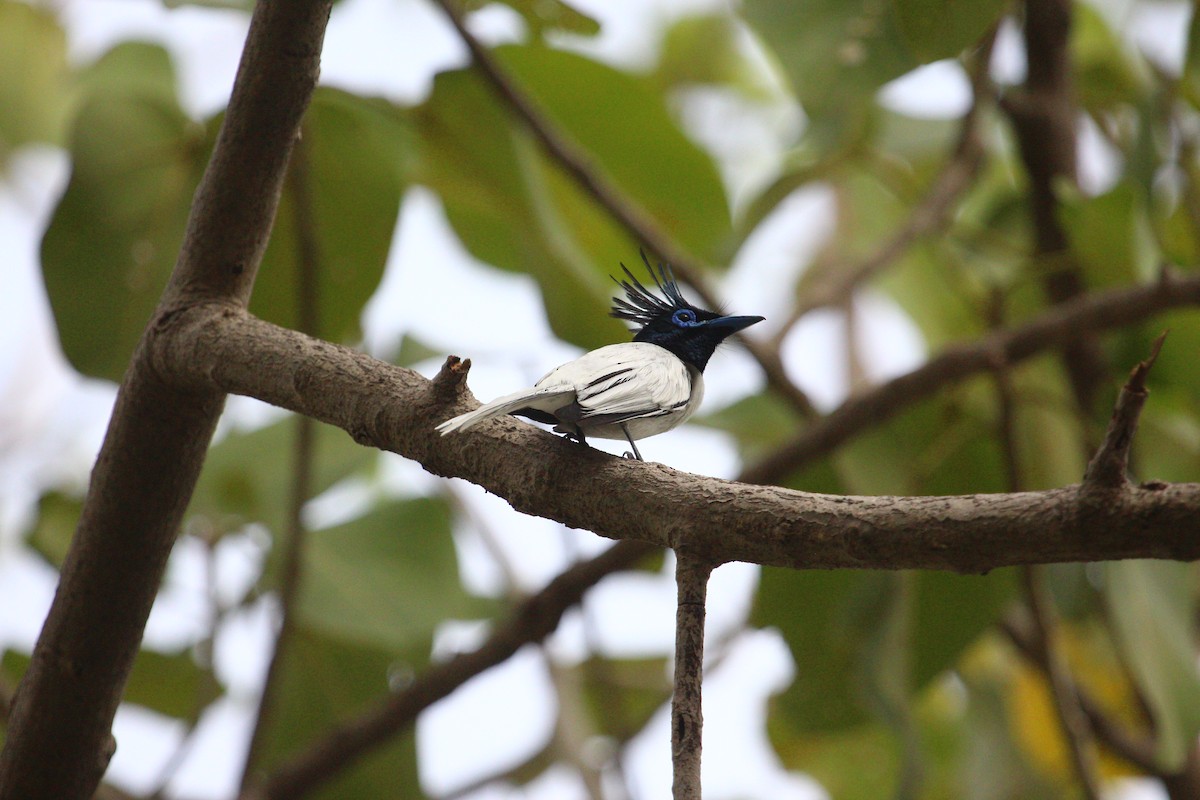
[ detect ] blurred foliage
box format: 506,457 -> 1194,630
5,0 -> 1200,797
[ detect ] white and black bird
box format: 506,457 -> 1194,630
436,256 -> 764,460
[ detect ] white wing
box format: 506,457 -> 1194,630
539,343 -> 693,425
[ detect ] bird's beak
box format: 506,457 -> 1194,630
706,314 -> 765,333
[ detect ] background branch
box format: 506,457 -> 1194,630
240,135 -> 324,790
988,290 -> 1103,799
743,273 -> 1200,486
789,28 -> 995,320
249,540 -> 656,799
1004,0 -> 1109,415
432,0 -> 815,418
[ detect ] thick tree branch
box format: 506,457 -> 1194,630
0,3 -> 331,799
152,306 -> 1200,574
742,273 -> 1200,486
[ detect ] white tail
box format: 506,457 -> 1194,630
436,386 -> 573,435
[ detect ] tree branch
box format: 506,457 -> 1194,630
0,3 -> 331,799
246,540 -> 656,799
1083,331 -> 1166,489
150,305 -> 1200,574
742,273 -> 1200,486
671,555 -> 711,800
1004,0 -> 1109,414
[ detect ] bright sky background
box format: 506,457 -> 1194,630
0,0 -> 1191,798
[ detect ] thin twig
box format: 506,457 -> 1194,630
431,0 -> 815,418
1083,331 -> 1167,489
671,555 -> 712,800
787,28 -> 996,322
1021,568 -> 1104,799
240,136 -> 323,790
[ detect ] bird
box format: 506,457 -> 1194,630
436,255 -> 764,461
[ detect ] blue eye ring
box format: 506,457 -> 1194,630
671,308 -> 698,326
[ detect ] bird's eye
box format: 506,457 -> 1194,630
672,309 -> 697,326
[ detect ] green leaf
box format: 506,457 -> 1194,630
912,570 -> 1015,687
1105,560 -> 1200,771
477,0 -> 600,38
3,646 -> 218,721
249,89 -> 409,342
411,44 -> 731,350
1184,3 -> 1200,109
577,656 -> 671,740
892,0 -> 1007,64
1058,181 -> 1152,289
1071,3 -> 1148,113
756,569 -> 900,732
43,71 -> 407,379
249,628 -> 425,799
188,416 -> 377,540
693,392 -> 808,465
768,721 -> 901,799
125,648 -> 222,719
758,567 -> 1012,735
297,497 -> 490,652
25,492 -> 83,568
656,14 -> 773,99
41,43 -> 207,380
0,0 -> 70,160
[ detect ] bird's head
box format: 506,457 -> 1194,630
609,254 -> 764,372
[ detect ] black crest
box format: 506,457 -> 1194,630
609,252 -> 695,327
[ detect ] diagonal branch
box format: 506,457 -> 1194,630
0,3 -> 332,799
244,540 -> 657,800
788,27 -> 996,321
742,273 -> 1200,486
431,0 -> 815,418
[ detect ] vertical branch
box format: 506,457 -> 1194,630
671,555 -> 712,800
1020,568 -> 1103,799
987,290 -> 1102,799
240,135 -> 322,788
1004,0 -> 1108,415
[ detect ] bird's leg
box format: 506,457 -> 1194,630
563,428 -> 591,449
620,424 -> 644,461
